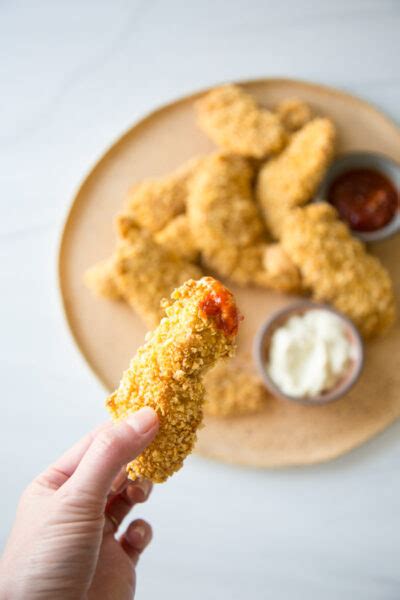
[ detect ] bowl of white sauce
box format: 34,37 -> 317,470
254,302 -> 364,405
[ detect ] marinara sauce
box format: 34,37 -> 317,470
328,168 -> 398,232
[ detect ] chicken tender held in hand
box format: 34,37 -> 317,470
124,156 -> 203,233
281,203 -> 396,338
196,84 -> 286,158
155,214 -> 199,261
257,118 -> 336,238
187,153 -> 301,292
275,97 -> 313,132
107,277 -> 241,482
114,217 -> 202,327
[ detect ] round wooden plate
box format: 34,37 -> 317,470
59,78 -> 400,467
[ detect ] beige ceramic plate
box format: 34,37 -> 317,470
59,78 -> 400,468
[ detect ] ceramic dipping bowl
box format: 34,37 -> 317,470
254,301 -> 364,406
316,151 -> 400,242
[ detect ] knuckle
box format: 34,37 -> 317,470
57,486 -> 104,516
95,428 -> 124,457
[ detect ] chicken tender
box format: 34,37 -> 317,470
204,362 -> 268,417
258,243 -> 302,293
275,97 -> 313,131
113,217 -> 202,327
257,118 -> 336,238
124,156 -> 202,233
188,153 -> 262,247
106,277 -> 241,482
84,258 -> 122,300
196,84 -> 286,158
281,204 -> 396,338
187,152 -> 301,291
155,214 -> 199,261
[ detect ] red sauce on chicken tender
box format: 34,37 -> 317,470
199,278 -> 243,336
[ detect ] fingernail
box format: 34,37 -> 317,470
126,407 -> 158,435
129,523 -> 147,549
111,468 -> 128,494
110,481 -> 124,495
128,478 -> 152,502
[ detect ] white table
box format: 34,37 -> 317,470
1,1 -> 400,598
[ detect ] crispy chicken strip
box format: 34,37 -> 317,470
113,217 -> 202,327
84,258 -> 122,300
106,277 -> 241,482
124,156 -> 203,233
155,214 -> 199,261
196,84 -> 286,158
281,204 -> 396,338
187,152 -> 301,292
258,243 -> 302,292
257,118 -> 336,238
275,97 -> 313,132
204,362 -> 268,417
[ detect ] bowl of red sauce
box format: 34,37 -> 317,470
317,151 -> 400,242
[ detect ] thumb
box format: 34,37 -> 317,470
61,407 -> 158,502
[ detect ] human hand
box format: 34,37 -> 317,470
0,407 -> 159,600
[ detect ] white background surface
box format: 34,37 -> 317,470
1,1 -> 400,598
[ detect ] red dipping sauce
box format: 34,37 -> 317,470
199,279 -> 242,337
328,168 -> 398,232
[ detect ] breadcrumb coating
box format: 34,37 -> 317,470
113,218 -> 202,327
196,84 -> 286,158
84,258 -> 122,300
276,97 -> 313,131
281,204 -> 396,338
155,214 -> 199,261
257,118 -> 336,238
188,153 -> 262,247
204,362 -> 268,417
124,157 -> 203,233
106,277 -> 240,482
258,243 -> 303,293
188,152 -> 301,291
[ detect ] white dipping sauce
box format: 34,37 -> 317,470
267,309 -> 355,398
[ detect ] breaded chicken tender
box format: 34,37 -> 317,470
84,258 -> 122,300
257,118 -> 336,238
204,362 -> 268,417
124,156 -> 202,233
196,84 -> 286,158
275,97 -> 313,131
106,277 -> 241,482
188,153 -> 262,247
113,218 -> 202,327
258,243 -> 302,292
281,204 -> 396,338
187,153 -> 301,291
155,214 -> 199,261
